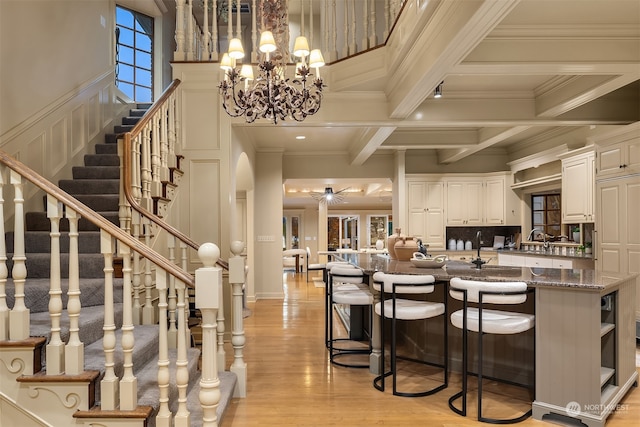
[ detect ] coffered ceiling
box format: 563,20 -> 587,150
232,0 -> 640,209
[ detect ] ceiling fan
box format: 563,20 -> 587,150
310,187 -> 350,205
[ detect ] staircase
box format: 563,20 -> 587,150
0,102 -> 237,426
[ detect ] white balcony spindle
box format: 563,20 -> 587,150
9,170 -> 28,340
132,135 -> 142,203
211,0 -> 219,61
201,0 -> 210,59
175,0 -> 186,60
100,231 -> 118,409
155,269 -> 172,427
362,0 -> 368,50
151,114 -> 162,198
349,0 -> 356,54
251,0 -> 258,62
229,241 -> 247,397
119,243 -> 138,410
186,0 -> 194,60
64,207 -> 83,374
141,126 -> 152,210
196,243 -> 222,426
384,0 -> 391,40
0,168 -> 7,340
160,104 -> 169,183
46,195 -> 64,375
369,0 -> 377,47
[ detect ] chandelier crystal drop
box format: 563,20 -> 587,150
218,30 -> 325,124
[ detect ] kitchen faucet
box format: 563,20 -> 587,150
471,230 -> 486,269
528,228 -> 550,250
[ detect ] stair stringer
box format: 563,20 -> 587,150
0,393 -> 52,427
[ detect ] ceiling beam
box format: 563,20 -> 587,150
349,126 -> 396,166
437,125 -> 531,163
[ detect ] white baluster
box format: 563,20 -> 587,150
186,0 -> 194,60
133,135 -> 142,203
309,0 -> 314,47
349,0 -> 356,54
118,139 -> 131,235
196,243 -> 221,427
174,276 -> 191,426
384,0 -> 391,40
131,212 -> 142,325
369,0 -> 377,47
201,0 -> 210,59
229,241 -> 247,397
362,0 -> 369,50
142,218 -> 155,324
118,242 -> 137,410
331,0 -> 338,61
100,230 -> 118,409
167,235 -> 178,349
180,242 -> 192,347
65,207 -> 83,374
141,126 -> 152,211
251,0 -> 258,62
0,167 -> 9,340
9,170 -> 28,340
174,0 -> 186,61
46,195 -> 64,374
342,0 -> 349,58
211,0 -> 219,61
160,104 -> 169,183
168,93 -> 177,171
151,113 -> 162,199
155,269 -> 172,427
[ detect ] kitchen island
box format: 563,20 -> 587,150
339,253 -> 638,427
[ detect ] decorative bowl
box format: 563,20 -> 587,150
410,254 -> 448,268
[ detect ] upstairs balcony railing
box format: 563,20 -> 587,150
175,0 -> 407,63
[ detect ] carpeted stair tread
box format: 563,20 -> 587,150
6,230 -> 101,253
95,143 -> 118,155
68,194 -> 120,211
5,278 -> 124,313
104,133 -> 119,144
84,324 -> 159,378
122,116 -> 141,126
130,108 -> 147,117
29,303 -> 124,349
137,347 -> 201,410
114,125 -> 134,134
84,154 -> 120,167
58,179 -> 120,194
72,166 -> 120,180
186,371 -> 237,427
25,211 -> 119,231
7,252 -> 107,278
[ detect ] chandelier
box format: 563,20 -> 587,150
218,16 -> 325,124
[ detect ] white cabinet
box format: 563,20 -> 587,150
446,180 -> 483,225
485,174 -> 521,225
498,252 -> 574,269
561,150 -> 595,223
407,180 -> 445,249
552,258 -> 573,269
525,256 -> 554,268
595,132 -> 640,178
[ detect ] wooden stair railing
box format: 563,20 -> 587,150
119,79 -> 246,398
0,150 -> 233,426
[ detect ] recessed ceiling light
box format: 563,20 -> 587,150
295,135 -> 306,140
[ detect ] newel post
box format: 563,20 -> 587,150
229,241 -> 247,397
196,243 -> 222,427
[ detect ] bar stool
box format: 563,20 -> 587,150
328,266 -> 373,368
324,262 -> 362,348
372,272 -> 448,397
448,277 -> 535,424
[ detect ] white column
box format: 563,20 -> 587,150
229,241 -> 247,397
196,243 -> 222,427
318,201 -> 328,263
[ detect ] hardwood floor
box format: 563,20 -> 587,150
220,271 -> 640,426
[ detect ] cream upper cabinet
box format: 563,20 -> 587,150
446,179 -> 483,226
485,174 -> 521,225
561,150 -> 595,223
407,180 -> 445,249
595,135 -> 640,178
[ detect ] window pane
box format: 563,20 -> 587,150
116,7 -> 134,28
135,14 -> 153,33
136,32 -> 152,52
532,195 -> 544,210
135,87 -> 152,103
136,51 -> 152,69
119,64 -> 134,82
548,195 -> 561,210
118,82 -> 134,99
119,46 -> 135,65
532,211 -> 544,226
118,27 -> 134,47
135,68 -> 151,87
547,210 -> 561,226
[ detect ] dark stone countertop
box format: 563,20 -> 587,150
336,253 -> 635,291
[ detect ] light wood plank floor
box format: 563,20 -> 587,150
221,271 -> 640,426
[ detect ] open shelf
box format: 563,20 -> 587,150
600,366 -> 615,387
601,384 -> 619,405
600,322 -> 615,337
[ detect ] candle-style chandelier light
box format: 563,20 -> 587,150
218,1 -> 325,124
